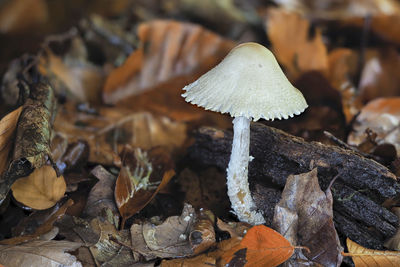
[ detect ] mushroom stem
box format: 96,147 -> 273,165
226,116 -> 266,225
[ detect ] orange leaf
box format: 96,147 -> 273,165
11,165 -> 66,210
103,19 -> 235,104
344,238 -> 400,266
264,8 -> 328,79
221,225 -> 294,267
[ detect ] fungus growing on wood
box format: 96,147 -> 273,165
182,42 -> 308,224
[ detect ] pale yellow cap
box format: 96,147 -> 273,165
182,42 -> 308,121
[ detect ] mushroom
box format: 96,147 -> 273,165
182,42 -> 308,224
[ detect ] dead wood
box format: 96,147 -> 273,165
188,123 -> 400,249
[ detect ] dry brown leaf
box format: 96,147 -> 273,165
189,209 -> 216,255
130,203 -> 196,260
344,238 -> 400,266
0,199 -> 73,245
384,207 -> 400,250
342,15 -> 400,45
0,240 -> 82,267
11,165 -> 66,210
328,48 -> 360,123
89,218 -> 135,266
115,146 -> 175,228
0,0 -> 48,33
348,97 -> 400,156
103,19 -> 235,104
39,48 -> 105,104
161,254 -> 216,267
216,218 -> 250,238
274,0 -> 400,19
0,106 -> 22,176
273,168 -> 343,266
116,73 -> 233,125
83,165 -> 117,218
54,103 -> 187,165
264,8 -> 328,79
358,48 -> 400,104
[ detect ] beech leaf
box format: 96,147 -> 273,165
103,19 -> 235,104
273,168 -> 343,266
11,165 -> 66,210
0,106 -> 22,176
115,146 -> 175,228
221,225 -> 294,267
264,8 -> 328,79
130,203 -> 196,260
344,238 -> 400,266
0,240 -> 82,267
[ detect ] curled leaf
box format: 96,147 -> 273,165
11,165 -> 66,210
115,146 -> 175,228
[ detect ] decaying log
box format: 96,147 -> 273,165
188,123 -> 400,249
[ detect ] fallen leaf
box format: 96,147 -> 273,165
358,48 -> 400,104
54,103 -> 187,165
327,48 -> 360,123
11,165 -> 66,210
161,254 -> 216,267
342,14 -> 400,45
55,215 -> 100,266
115,146 -> 175,228
344,238 -> 400,266
384,207 -> 400,250
0,199 -> 73,245
348,97 -> 400,156
38,37 -> 105,104
116,72 -> 233,126
89,218 -> 135,266
0,0 -> 48,33
206,236 -> 242,264
0,107 -> 22,176
103,19 -> 235,104
216,218 -> 250,238
264,8 -> 328,79
0,240 -> 82,267
274,0 -> 400,19
273,168 -> 343,267
189,209 -> 216,255
130,203 -> 196,260
83,165 -> 118,219
221,225 -> 295,267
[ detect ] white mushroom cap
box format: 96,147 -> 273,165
182,42 -> 308,121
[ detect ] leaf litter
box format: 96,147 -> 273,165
1,1 -> 400,266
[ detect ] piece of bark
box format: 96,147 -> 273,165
188,123 -> 400,248
0,81 -> 56,203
